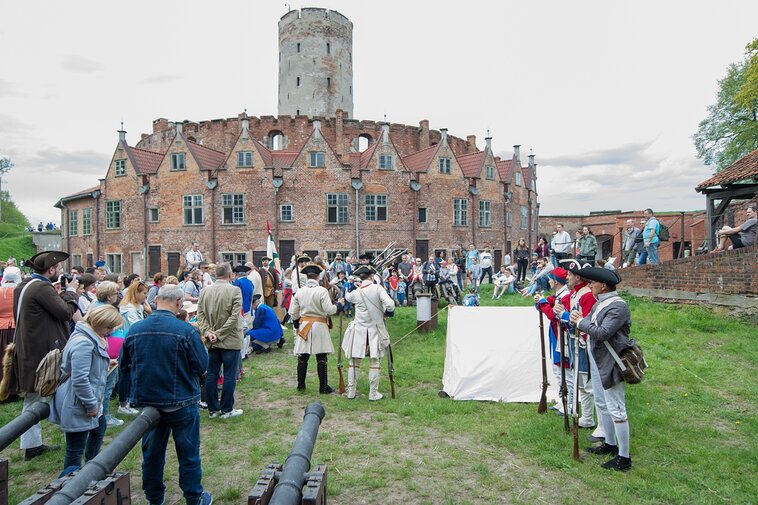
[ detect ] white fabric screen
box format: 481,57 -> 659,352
442,306 -> 560,403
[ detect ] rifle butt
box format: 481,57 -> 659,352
537,391 -> 548,414
572,419 -> 580,460
338,368 -> 346,395
390,380 -> 396,399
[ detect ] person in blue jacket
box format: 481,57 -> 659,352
247,294 -> 284,353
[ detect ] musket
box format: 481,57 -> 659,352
559,324 -> 570,434
337,312 -> 346,394
537,310 -> 549,414
571,331 -> 581,460
371,241 -> 397,267
387,343 -> 396,399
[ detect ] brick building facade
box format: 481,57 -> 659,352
56,117 -> 539,276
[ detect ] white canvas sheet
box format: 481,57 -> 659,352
441,306 -> 560,403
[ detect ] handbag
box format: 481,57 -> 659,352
604,340 -> 648,384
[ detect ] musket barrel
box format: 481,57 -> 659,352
270,402 -> 326,505
0,401 -> 49,452
46,407 -> 161,505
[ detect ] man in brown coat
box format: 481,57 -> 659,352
10,251 -> 79,460
259,256 -> 279,307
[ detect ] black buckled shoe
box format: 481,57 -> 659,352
585,443 -> 618,455
277,338 -> 286,349
24,444 -> 60,461
601,455 -> 632,471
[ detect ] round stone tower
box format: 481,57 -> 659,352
278,8 -> 353,119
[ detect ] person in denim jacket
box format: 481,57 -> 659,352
120,284 -> 212,505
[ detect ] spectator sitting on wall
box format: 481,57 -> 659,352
714,204 -> 757,252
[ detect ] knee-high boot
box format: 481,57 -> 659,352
316,354 -> 334,394
368,358 -> 383,401
346,358 -> 359,399
297,354 -> 309,391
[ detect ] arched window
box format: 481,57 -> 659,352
356,133 -> 372,152
269,130 -> 285,151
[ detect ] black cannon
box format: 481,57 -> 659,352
249,402 -> 327,505
40,406 -> 160,505
0,401 -> 50,505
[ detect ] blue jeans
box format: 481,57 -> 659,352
647,242 -> 659,265
103,368 -> 118,416
206,348 -> 239,414
63,415 -> 107,470
142,405 -> 203,505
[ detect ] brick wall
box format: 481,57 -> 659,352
619,245 -> 758,306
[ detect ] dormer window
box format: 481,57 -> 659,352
439,157 -> 451,174
485,165 -> 495,180
171,153 -> 186,171
379,154 -> 393,169
114,159 -> 126,177
237,151 -> 253,168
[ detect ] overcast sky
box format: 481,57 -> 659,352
1,0 -> 756,224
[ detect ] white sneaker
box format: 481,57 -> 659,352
106,415 -> 124,427
219,408 -> 243,419
117,405 -> 140,415
368,392 -> 384,401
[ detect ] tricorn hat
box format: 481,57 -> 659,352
549,267 -> 569,284
353,264 -> 376,277
297,254 -> 312,264
358,252 -> 374,261
300,262 -> 324,276
577,267 -> 621,288
29,250 -> 70,271
261,256 -> 272,262
233,264 -> 251,273
252,294 -> 262,302
560,259 -> 589,275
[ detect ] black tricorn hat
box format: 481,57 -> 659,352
233,264 -> 251,273
261,256 -> 272,262
29,250 -> 70,271
252,294 -> 262,302
300,262 -> 324,276
358,252 -> 374,261
578,267 -> 621,287
560,259 -> 589,275
353,264 -> 376,277
297,254 -> 312,264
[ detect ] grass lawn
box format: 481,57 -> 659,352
1,285 -> 756,504
0,223 -> 36,263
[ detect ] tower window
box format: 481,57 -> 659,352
297,109 -> 300,115
327,77 -> 331,88
297,43 -> 300,53
297,77 -> 300,87
327,42 -> 330,54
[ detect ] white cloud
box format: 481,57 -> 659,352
61,55 -> 104,73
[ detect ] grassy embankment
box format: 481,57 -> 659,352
1,286 -> 756,504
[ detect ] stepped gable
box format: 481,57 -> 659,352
125,146 -> 163,175
696,148 -> 758,190
457,150 -> 486,178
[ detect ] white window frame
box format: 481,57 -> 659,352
171,153 -> 186,171
485,165 -> 495,180
114,159 -> 127,177
280,203 -> 294,222
515,171 -> 523,186
453,198 -> 468,226
221,252 -> 248,265
183,194 -> 204,225
439,157 -> 451,174
309,151 -> 325,168
365,194 -> 388,222
479,200 -> 492,227
379,154 -> 394,170
148,207 -> 159,223
106,200 -> 122,229
221,193 -> 245,225
327,193 -> 349,224
237,151 -> 253,167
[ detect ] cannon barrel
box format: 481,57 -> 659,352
269,402 -> 326,505
46,406 -> 161,505
0,401 -> 49,452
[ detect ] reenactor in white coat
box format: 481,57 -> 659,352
290,262 -> 343,393
342,265 -> 395,400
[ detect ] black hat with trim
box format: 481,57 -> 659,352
261,256 -> 272,262
560,259 -> 590,276
29,250 -> 70,271
300,262 -> 324,276
577,266 -> 621,288
358,252 -> 374,261
233,264 -> 251,273
297,254 -> 312,264
353,264 -> 376,277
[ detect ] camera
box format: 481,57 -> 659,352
59,274 -> 78,285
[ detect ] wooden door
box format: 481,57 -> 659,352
167,252 -> 181,277
416,240 -> 429,261
148,246 -> 161,277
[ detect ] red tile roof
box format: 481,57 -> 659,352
358,141 -> 379,168
696,148 -> 758,190
522,166 -> 532,189
457,151 -> 486,178
496,158 -> 515,182
271,151 -> 299,169
56,186 -> 100,207
126,146 -> 163,175
401,144 -> 439,173
185,139 -> 226,170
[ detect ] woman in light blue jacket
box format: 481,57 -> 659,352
49,304 -> 123,471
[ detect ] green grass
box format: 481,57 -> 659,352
0,222 -> 36,263
1,285 -> 756,504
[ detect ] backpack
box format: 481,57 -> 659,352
35,345 -> 67,397
657,222 -> 670,241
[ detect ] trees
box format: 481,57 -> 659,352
694,38 -> 758,171
0,156 -> 14,223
